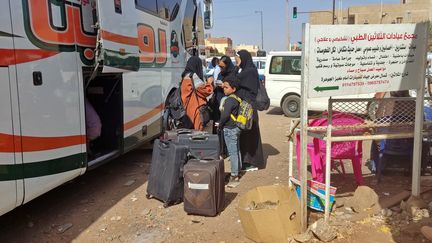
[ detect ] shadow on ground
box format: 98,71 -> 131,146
0,148 -> 153,243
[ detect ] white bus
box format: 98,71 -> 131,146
0,0 -> 213,216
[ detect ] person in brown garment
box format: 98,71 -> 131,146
181,56 -> 213,131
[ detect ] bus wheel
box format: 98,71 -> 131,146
282,95 -> 300,117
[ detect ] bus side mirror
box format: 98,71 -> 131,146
204,0 -> 213,29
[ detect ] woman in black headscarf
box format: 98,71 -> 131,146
210,56 -> 237,133
235,50 -> 265,169
218,55 -> 237,79
181,56 -> 213,130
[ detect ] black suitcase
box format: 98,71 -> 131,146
177,133 -> 220,160
162,129 -> 207,141
183,159 -> 225,216
146,139 -> 189,207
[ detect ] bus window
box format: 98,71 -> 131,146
158,0 -> 182,21
135,0 -> 157,14
136,0 -> 181,21
270,56 -> 301,75
182,0 -> 196,51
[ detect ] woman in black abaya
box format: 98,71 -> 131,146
235,50 -> 266,169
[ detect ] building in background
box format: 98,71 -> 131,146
309,0 -> 432,49
310,0 -> 430,25
235,44 -> 260,56
205,34 -> 234,56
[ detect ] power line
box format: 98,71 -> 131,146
217,14 -> 254,20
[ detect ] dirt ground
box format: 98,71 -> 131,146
0,108 -> 431,243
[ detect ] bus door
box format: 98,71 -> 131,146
10,0 -> 85,203
0,1 -> 22,215
0,67 -> 21,215
95,0 -> 140,72
95,1 -> 175,150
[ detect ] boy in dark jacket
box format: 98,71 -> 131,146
218,74 -> 242,188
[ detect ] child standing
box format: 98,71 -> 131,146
218,75 -> 242,188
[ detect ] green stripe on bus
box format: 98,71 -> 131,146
103,49 -> 140,71
0,153 -> 86,181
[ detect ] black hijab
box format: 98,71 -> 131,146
211,57 -> 219,68
238,50 -> 256,69
182,56 -> 204,81
236,50 -> 259,103
219,55 -> 236,78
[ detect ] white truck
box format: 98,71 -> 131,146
0,0 -> 213,216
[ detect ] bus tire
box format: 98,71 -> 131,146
282,95 -> 300,117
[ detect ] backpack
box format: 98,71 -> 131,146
165,87 -> 193,129
255,81 -> 270,111
229,94 -> 253,130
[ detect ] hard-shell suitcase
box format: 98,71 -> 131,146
177,133 -> 220,160
163,128 -> 207,141
183,159 -> 225,216
146,139 -> 189,207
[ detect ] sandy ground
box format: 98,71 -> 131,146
0,108 -> 431,243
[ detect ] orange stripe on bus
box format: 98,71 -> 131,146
123,104 -> 164,131
0,49 -> 59,66
101,30 -> 138,46
0,133 -> 85,153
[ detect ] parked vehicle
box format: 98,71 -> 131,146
253,56 -> 266,82
264,51 -> 373,117
0,0 -> 213,216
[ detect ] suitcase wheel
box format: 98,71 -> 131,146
163,202 -> 170,208
146,194 -> 153,199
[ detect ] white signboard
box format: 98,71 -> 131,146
305,23 -> 428,98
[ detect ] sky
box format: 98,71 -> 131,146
208,0 -> 401,51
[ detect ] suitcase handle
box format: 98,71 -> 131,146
177,129 -> 192,134
189,134 -> 208,141
159,140 -> 170,149
196,158 -> 220,163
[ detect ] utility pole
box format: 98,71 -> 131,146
380,0 -> 383,24
286,0 -> 290,50
332,0 -> 335,24
255,10 -> 264,50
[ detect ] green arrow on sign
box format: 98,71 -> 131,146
313,86 -> 340,92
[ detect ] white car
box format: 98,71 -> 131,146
264,51 -> 373,117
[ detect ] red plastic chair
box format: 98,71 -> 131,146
296,113 -> 364,185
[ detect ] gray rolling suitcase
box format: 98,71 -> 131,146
177,133 -> 220,160
183,159 -> 225,216
146,139 -> 189,207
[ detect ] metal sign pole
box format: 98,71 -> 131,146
288,120 -> 295,187
324,99 -> 333,221
412,23 -> 429,196
300,23 -> 310,232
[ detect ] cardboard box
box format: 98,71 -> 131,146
237,185 -> 301,242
